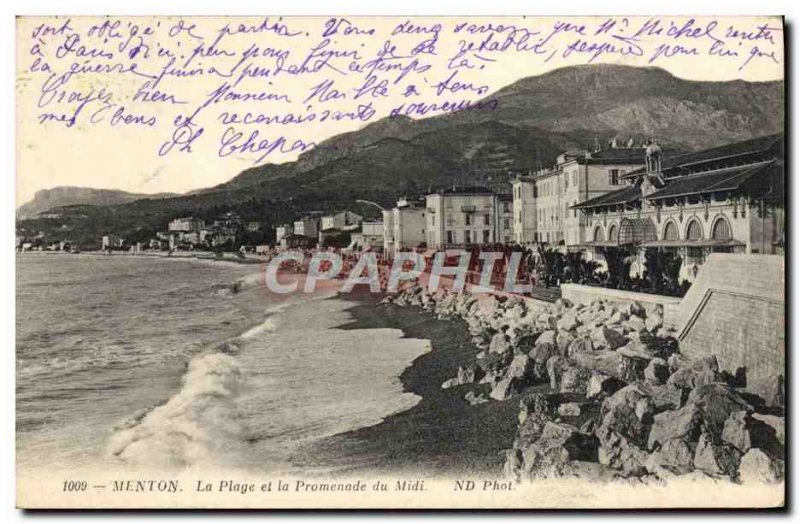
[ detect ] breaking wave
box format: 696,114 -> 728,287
106,352 -> 245,468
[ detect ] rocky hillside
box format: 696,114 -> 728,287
214,64 -> 782,195
17,187 -> 177,219
18,64 -> 783,243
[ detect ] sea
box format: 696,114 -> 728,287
16,254 -> 430,474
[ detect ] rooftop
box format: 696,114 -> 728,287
624,133 -> 783,179
645,160 -> 778,201
427,186 -> 495,196
572,183 -> 642,210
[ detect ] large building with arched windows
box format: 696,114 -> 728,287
573,134 -> 784,281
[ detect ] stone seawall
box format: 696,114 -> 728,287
561,284 -> 682,328
674,254 -> 785,400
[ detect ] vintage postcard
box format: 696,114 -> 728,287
15,15 -> 785,509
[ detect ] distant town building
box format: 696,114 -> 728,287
294,216 -> 321,238
168,217 -> 205,232
512,145 -> 647,247
496,194 -> 514,245
102,234 -> 124,250
425,187 -> 498,248
247,221 -> 263,232
383,198 -> 426,257
349,220 -> 384,251
321,211 -> 363,231
275,224 -> 293,244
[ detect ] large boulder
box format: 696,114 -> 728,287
560,366 -> 591,395
687,383 -> 752,435
646,438 -> 695,475
557,313 -> 579,332
693,432 -> 741,477
640,383 -> 686,412
464,390 -> 489,405
644,311 -> 663,332
489,376 -> 523,401
752,414 -> 785,447
586,371 -> 626,400
517,422 -> 599,478
545,355 -> 567,390
570,350 -> 624,378
623,316 -> 646,332
515,412 -> 551,448
505,354 -> 534,382
518,392 -> 557,424
536,330 -> 557,347
598,383 -> 654,449
457,363 -> 484,384
558,402 -> 582,417
566,337 -> 593,357
647,404 -> 703,450
488,332 -> 510,355
529,343 -> 560,381
644,358 -> 670,385
597,430 -> 650,475
738,448 -> 784,484
602,327 -> 630,350
556,331 -> 575,355
667,355 -> 721,390
721,410 -> 782,457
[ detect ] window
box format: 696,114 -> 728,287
430,214 -> 436,226
565,203 -> 569,219
609,169 -> 620,185
564,172 -> 569,189
482,230 -> 490,243
465,230 -> 472,244
711,218 -> 732,240
573,170 -> 578,186
503,218 -> 510,230
686,219 -> 703,240
664,221 -> 679,241
465,213 -> 473,226
593,225 -> 605,242
483,214 -> 490,226
503,202 -> 511,213
446,230 -> 453,244
607,224 -> 618,243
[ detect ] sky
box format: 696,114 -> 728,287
15,15 -> 785,205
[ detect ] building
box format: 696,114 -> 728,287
496,194 -> 514,244
512,145 -> 647,247
383,198 -> 426,257
349,221 -> 384,251
294,216 -> 321,238
102,234 -> 124,250
168,217 -> 205,232
425,187 -> 498,248
247,221 -> 262,232
321,211 -> 363,232
573,134 -> 784,281
275,224 -> 293,244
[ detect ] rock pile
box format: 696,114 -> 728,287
383,284 -> 785,485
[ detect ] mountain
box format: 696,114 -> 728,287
18,64 -> 784,246
17,187 -> 178,219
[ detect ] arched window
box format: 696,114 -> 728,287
593,225 -> 605,242
711,217 -> 732,240
663,221 -> 679,241
607,224 -> 618,243
686,219 -> 703,241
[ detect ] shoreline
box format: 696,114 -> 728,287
289,291 -> 522,478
